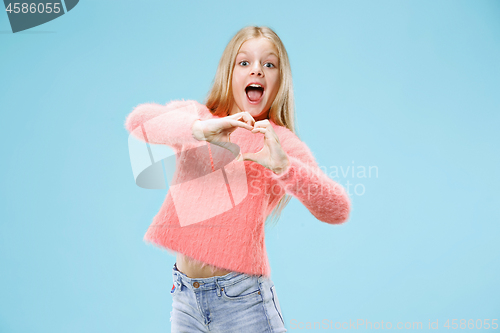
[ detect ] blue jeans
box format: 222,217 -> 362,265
170,263 -> 287,332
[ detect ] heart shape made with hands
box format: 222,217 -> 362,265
229,120 -> 289,174
215,113 -> 282,167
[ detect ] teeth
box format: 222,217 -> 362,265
248,84 -> 262,88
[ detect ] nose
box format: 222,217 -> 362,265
250,63 -> 264,77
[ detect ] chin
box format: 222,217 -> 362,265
244,105 -> 261,113
246,104 -> 267,116
234,99 -> 269,119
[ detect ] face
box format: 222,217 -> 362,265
231,37 -> 280,121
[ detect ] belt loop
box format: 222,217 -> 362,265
175,273 -> 182,289
215,278 -> 221,297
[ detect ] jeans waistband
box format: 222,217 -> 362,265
172,262 -> 259,292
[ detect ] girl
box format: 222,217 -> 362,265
125,26 -> 351,332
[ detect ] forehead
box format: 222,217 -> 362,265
237,38 -> 279,58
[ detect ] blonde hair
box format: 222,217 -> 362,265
204,26 -> 298,227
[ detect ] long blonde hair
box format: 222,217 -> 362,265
204,26 -> 298,226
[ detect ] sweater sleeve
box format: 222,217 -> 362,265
269,129 -> 351,224
124,100 -> 205,150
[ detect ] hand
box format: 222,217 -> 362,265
192,112 -> 255,156
192,112 -> 255,143
242,119 -> 290,174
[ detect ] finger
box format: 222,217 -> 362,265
230,111 -> 255,127
251,127 -> 280,145
242,152 -> 256,163
228,119 -> 254,131
251,127 -> 267,134
240,111 -> 256,126
241,112 -> 256,126
252,119 -> 272,130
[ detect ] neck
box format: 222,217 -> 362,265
253,111 -> 270,121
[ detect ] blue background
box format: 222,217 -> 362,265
1,0 -> 499,332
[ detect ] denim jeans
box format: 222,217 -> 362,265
170,263 -> 287,332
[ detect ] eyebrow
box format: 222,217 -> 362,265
237,51 -> 279,58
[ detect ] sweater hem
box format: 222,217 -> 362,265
142,234 -> 271,278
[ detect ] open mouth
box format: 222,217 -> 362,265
245,84 -> 265,104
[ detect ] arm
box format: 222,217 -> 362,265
124,100 -> 205,150
269,131 -> 351,224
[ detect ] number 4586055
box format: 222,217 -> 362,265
6,3 -> 62,14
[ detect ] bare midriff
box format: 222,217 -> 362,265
176,253 -> 232,278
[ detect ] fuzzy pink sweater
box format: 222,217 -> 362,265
124,100 -> 351,277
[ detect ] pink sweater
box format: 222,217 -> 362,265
124,100 -> 351,277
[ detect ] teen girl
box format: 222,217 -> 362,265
125,25 -> 351,332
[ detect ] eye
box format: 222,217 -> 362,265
239,61 -> 249,66
264,62 -> 276,68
